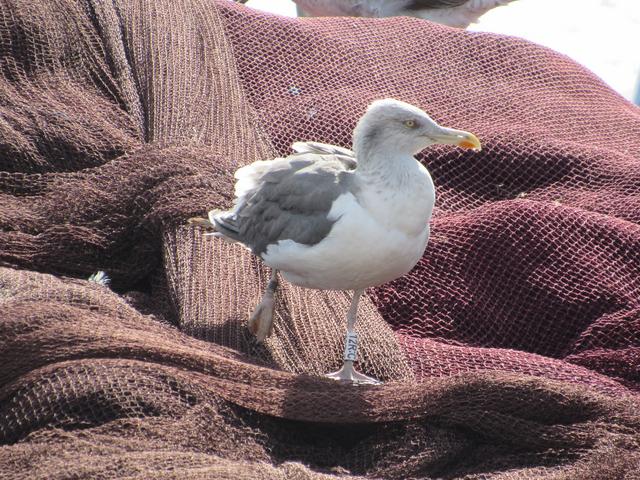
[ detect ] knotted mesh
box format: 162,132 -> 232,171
1,1 -> 639,478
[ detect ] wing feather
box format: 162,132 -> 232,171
209,147 -> 358,256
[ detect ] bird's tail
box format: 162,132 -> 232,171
188,210 -> 239,243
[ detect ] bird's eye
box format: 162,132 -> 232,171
403,119 -> 417,129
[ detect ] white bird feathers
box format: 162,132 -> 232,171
191,99 -> 481,384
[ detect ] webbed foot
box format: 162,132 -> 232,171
248,295 -> 275,342
325,361 -> 382,385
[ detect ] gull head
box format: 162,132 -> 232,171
352,98 -> 481,157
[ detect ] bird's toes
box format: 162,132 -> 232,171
187,216 -> 214,231
325,361 -> 382,385
248,297 -> 275,342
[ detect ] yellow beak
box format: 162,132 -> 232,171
457,133 -> 482,151
434,127 -> 482,151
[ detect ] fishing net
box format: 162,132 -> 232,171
1,0 -> 639,478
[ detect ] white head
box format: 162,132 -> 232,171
352,98 -> 481,158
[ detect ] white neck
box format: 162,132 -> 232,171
351,143 -> 436,239
353,132 -> 419,181
355,151 -> 422,193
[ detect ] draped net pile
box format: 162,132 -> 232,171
1,1 -> 639,478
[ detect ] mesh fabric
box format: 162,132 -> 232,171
1,1 -> 640,478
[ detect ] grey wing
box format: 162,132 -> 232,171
291,141 -> 354,157
210,152 -> 356,256
407,0 -> 515,26
291,141 -> 357,169
406,0 -> 512,10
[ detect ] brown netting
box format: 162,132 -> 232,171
1,0 -> 640,478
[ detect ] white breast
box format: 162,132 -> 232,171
262,162 -> 435,291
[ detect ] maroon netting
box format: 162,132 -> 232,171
1,1 -> 639,478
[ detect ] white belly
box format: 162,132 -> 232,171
261,189 -> 432,290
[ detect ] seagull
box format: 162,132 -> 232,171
294,0 -> 515,28
190,99 -> 481,384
